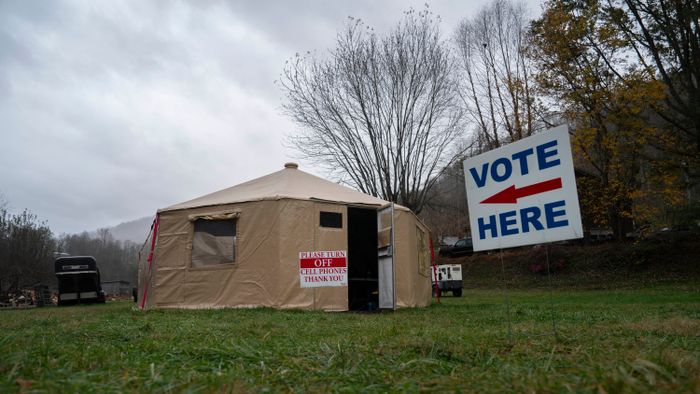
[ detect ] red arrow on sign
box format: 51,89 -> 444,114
480,178 -> 563,204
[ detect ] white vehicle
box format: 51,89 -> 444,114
432,264 -> 463,297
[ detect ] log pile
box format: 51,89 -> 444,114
0,287 -> 56,309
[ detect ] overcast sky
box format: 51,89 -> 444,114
0,0 -> 541,235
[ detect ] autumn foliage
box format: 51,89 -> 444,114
281,2 -> 698,239
528,0 -> 696,237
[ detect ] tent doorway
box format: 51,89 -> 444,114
347,207 -> 379,311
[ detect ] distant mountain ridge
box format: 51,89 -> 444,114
100,216 -> 154,243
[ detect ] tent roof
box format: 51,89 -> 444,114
161,163 -> 393,212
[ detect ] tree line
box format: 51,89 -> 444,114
0,197 -> 140,293
281,0 -> 700,239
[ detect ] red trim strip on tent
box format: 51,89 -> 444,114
140,214 -> 160,310
430,237 -> 440,304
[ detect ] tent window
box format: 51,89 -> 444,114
192,219 -> 236,267
320,212 -> 342,228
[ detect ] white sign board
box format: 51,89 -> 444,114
299,251 -> 348,288
463,125 -> 583,251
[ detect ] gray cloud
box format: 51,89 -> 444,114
0,0 -> 540,234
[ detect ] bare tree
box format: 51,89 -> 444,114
280,8 -> 465,213
0,195 -> 9,292
0,209 -> 55,292
455,0 -> 544,149
418,161 -> 470,239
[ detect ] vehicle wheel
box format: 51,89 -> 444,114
453,288 -> 462,297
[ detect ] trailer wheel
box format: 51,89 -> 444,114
453,288 -> 462,297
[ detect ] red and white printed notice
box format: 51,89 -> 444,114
299,251 -> 348,288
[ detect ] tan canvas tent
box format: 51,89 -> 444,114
138,163 -> 432,311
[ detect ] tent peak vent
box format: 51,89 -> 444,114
284,162 -> 299,169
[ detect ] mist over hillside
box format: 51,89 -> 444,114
99,216 -> 154,243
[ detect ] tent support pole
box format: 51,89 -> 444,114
545,243 -> 558,339
429,237 -> 439,304
500,248 -> 512,344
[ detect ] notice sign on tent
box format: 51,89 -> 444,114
299,251 -> 348,288
463,125 -> 583,251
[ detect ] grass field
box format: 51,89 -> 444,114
1,287 -> 699,393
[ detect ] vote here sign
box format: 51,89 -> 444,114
463,125 -> 583,251
299,251 -> 348,288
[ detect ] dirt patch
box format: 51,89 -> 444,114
624,317 -> 700,337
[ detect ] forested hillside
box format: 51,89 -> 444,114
0,197 -> 144,293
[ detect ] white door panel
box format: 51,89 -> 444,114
377,203 -> 395,309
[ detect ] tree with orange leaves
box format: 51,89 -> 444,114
529,0 -> 687,237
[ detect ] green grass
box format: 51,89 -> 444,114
1,288 -> 699,393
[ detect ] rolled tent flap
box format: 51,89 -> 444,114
188,211 -> 241,221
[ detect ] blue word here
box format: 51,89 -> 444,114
477,200 -> 569,240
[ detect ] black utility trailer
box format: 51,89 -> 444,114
55,256 -> 106,305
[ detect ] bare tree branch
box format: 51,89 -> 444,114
455,0 -> 545,150
281,9 -> 465,213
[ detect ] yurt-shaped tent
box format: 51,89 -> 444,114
138,163 -> 433,311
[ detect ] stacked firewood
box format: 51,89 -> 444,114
0,289 -> 36,308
